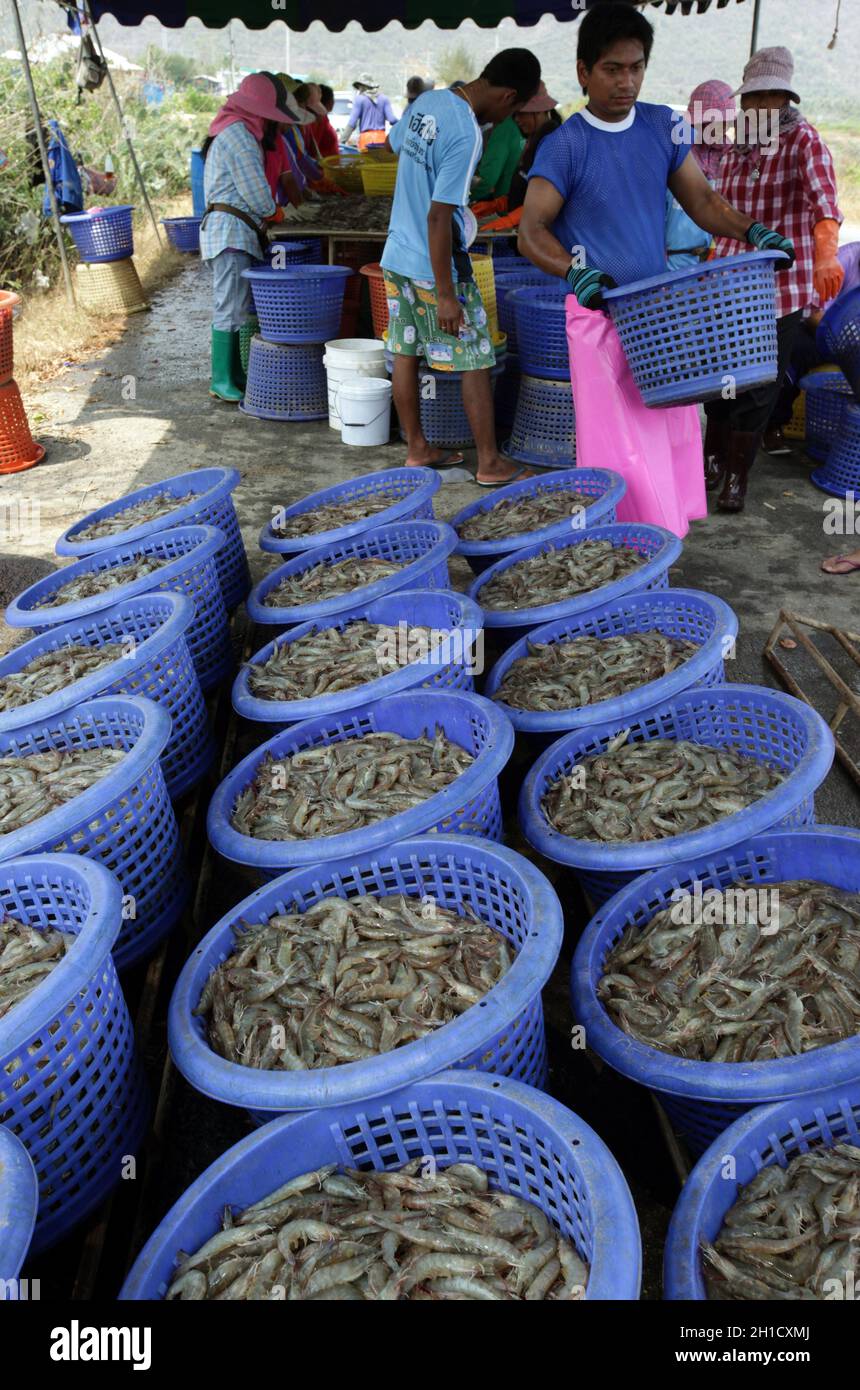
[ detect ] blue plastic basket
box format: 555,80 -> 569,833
169,835 -> 562,1116
0,696 -> 189,972
494,351 -> 521,435
520,684 -> 835,908
234,589 -> 483,729
506,373 -> 576,469
485,588 -> 738,742
801,367 -> 855,461
55,466 -> 250,613
394,361 -> 505,450
247,520 -> 458,628
208,690 -> 514,876
811,398 -> 860,497
0,594 -> 214,801
242,265 -> 352,343
0,854 -> 148,1253
267,238 -> 324,266
468,522 -> 682,649
60,205 -> 135,263
259,466 -> 440,556
497,271 -> 565,353
816,283 -> 860,397
511,285 -> 572,380
161,216 -> 201,253
8,525 -> 232,695
664,1078 -> 860,1298
452,468 -> 627,575
572,826 -> 860,1161
603,251 -> 786,407
119,1070 -> 641,1300
239,336 -> 328,421
0,1126 -> 37,1282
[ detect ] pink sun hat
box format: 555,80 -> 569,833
734,46 -> 801,104
520,82 -> 559,114
687,79 -> 736,125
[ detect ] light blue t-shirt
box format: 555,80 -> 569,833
381,89 -> 484,284
529,102 -> 693,286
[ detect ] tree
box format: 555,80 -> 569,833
436,43 -> 475,88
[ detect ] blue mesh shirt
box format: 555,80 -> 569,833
528,103 -> 693,286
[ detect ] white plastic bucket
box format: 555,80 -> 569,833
323,337 -> 387,430
338,378 -> 392,448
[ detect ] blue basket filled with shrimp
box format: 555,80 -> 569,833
603,251 -> 787,408
571,826 -> 860,1160
258,466 -> 440,556
233,590 -> 483,732
0,854 -> 148,1254
0,593 -> 214,801
55,466 -> 250,612
119,1070 -> 641,1301
0,696 -> 189,972
208,690 -> 514,879
468,523 -> 682,650
665,1078 -> 860,1299
484,589 -> 738,746
169,834 -> 562,1118
6,525 -> 232,694
0,1127 -> 37,1281
247,521 -> 458,629
520,684 -> 835,909
451,468 -> 626,575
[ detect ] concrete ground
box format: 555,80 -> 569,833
6,256 -> 859,1297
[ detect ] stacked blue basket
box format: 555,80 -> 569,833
60,206 -> 135,263
240,266 -> 352,421
812,398 -> 860,496
161,216 -> 202,254
267,238 -> 323,266
816,283 -> 860,397
387,353 -> 505,449
801,366 -> 855,461
0,1127 -> 37,1280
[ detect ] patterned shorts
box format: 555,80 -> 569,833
382,270 -> 496,373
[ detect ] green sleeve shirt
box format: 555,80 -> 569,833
471,117 -> 525,201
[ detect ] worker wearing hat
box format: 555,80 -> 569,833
473,82 -> 561,231
200,72 -> 310,402
706,46 -> 843,511
343,74 -> 398,152
665,79 -> 736,269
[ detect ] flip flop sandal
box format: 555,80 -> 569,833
405,452 -> 466,469
475,466 -> 533,489
820,554 -> 860,575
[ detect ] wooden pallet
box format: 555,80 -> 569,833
764,609 -> 860,788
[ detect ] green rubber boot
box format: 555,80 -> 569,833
238,316 -> 259,382
209,327 -> 243,402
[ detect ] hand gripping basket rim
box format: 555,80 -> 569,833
232,590 -> 484,725
5,524 -> 226,628
570,825 -> 860,1109
0,592 -> 195,735
518,683 -> 836,872
118,1069 -> 642,1301
663,1078 -> 860,1300
467,523 -> 683,629
55,466 -> 241,556
0,853 -> 122,1059
601,248 -> 788,303
451,468 -> 627,562
0,1124 -> 38,1280
246,520 -> 459,627
207,689 -> 515,870
0,694 -> 171,864
483,588 -> 738,736
168,833 -> 563,1111
258,466 -> 441,555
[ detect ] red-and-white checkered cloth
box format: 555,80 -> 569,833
713,118 -> 842,318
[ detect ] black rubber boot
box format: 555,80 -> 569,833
703,415 -> 730,492
717,429 -> 761,514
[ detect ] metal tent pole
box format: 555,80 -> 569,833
749,0 -> 763,56
83,0 -> 163,244
10,0 -> 76,304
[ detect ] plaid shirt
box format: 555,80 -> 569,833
199,122 -> 275,262
714,118 -> 841,317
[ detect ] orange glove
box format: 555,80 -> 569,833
813,219 -> 844,305
481,207 -> 523,233
263,205 -> 285,225
471,196 -> 508,219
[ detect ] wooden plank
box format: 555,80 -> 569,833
764,609 -> 860,787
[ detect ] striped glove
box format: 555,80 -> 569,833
746,222 -> 796,268
566,264 -> 617,310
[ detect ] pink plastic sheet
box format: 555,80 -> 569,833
566,296 -> 706,538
